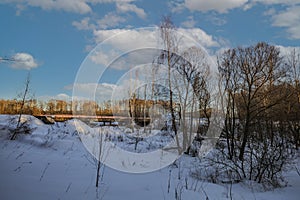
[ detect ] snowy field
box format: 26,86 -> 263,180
0,115 -> 299,200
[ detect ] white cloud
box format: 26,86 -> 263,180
37,93 -> 92,102
95,83 -> 117,101
1,0 -> 138,14
73,13 -> 126,31
23,0 -> 91,14
272,6 -> 300,39
252,0 -> 300,5
65,83 -> 117,102
15,4 -> 26,15
9,53 -> 39,70
89,47 -> 160,71
244,0 -> 300,10
93,27 -> 219,49
178,0 -> 300,14
112,77 -> 149,100
184,0 -> 248,13
263,8 -> 276,16
238,1 -> 300,40
65,82 -> 116,92
89,28 -> 219,71
242,3 -> 253,10
116,2 -> 146,19
97,12 -> 127,29
208,16 -> 227,26
88,0 -> 134,3
93,29 -> 127,43
169,0 -> 185,13
90,49 -> 121,66
38,93 -> 72,101
276,45 -> 300,58
72,17 -> 95,31
181,16 -> 196,28
178,28 -> 220,48
56,93 -> 70,99
93,28 -> 157,49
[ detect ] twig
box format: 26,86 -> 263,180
296,166 -> 300,176
201,186 -> 209,200
40,162 -> 50,181
65,182 -> 72,193
13,161 -> 32,172
167,169 -> 171,193
16,152 -> 24,159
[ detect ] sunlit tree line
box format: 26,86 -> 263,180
0,99 -> 116,116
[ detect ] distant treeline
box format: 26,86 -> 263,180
0,99 -> 114,116
0,98 -> 177,117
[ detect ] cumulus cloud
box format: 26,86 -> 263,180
90,27 -> 219,71
178,28 -> 220,48
181,16 -> 196,28
93,28 -> 157,49
168,0 -> 185,13
263,8 -> 276,16
37,93 -> 93,102
90,49 -> 121,66
272,6 -> 300,39
244,0 -> 300,10
9,52 -> 39,70
88,0 -> 134,3
97,12 -> 127,29
38,93 -> 72,101
91,48 -> 161,70
276,45 -> 300,58
241,1 -> 300,40
65,83 -> 117,102
169,0 -> 300,15
65,82 -> 116,92
72,13 -> 126,31
116,2 -> 146,19
72,17 -> 95,30
5,0 -> 92,14
1,0 -> 141,15
184,0 -> 248,13
252,0 -> 300,5
93,28 -> 218,49
208,15 -> 227,26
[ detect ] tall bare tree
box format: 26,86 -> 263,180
219,42 -> 285,161
212,42 -> 296,187
157,17 -> 212,154
158,16 -> 182,152
286,48 -> 300,149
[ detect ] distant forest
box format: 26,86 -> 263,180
0,98 -> 175,117
0,99 -> 132,116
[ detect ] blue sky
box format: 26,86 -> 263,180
0,0 -> 300,101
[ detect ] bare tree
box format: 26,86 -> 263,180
178,47 -> 211,154
218,49 -> 241,159
286,48 -> 300,149
207,42 -> 297,188
156,17 -> 212,155
219,42 -> 285,161
10,72 -> 32,140
158,16 -> 182,153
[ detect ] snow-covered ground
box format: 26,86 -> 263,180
0,115 -> 299,200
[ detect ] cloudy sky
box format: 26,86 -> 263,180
0,0 -> 300,101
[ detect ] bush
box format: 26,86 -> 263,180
191,122 -> 298,190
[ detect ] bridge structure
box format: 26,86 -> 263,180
34,114 -> 151,126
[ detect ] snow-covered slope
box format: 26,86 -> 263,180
0,115 -> 299,200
